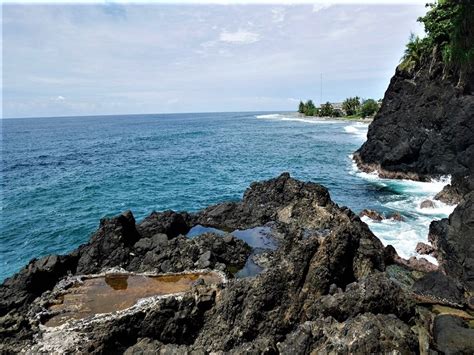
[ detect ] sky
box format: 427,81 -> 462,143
2,2 -> 428,118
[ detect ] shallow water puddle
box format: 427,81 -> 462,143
186,224 -> 278,278
187,225 -> 278,278
44,272 -> 223,327
187,225 -> 277,250
235,257 -> 263,278
231,226 -> 278,250
186,225 -> 226,238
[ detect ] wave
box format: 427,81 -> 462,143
255,114 -> 283,119
343,123 -> 368,140
350,156 -> 455,261
255,113 -> 339,124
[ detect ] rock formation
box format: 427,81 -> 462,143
352,4 -> 474,350
1,174 -> 472,353
354,47 -> 474,203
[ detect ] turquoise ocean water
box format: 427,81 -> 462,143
0,112 -> 454,281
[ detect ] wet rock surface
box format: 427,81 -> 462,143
0,173 -> 472,353
420,199 -> 436,209
358,208 -> 384,221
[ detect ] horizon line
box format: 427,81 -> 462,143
1,109 -> 295,120
2,1 -> 428,5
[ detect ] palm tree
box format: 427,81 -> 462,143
400,33 -> 425,72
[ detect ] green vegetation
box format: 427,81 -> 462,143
319,102 -> 335,117
298,101 -> 305,114
299,100 -> 317,116
342,97 -> 361,116
297,97 -> 379,119
360,99 -> 379,118
400,33 -> 426,72
400,0 -> 474,83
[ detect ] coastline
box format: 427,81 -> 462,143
2,173 -> 472,353
295,112 -> 374,123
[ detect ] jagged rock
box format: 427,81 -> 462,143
315,273 -> 415,322
359,209 -> 383,221
0,253 -> 78,316
428,193 -> 474,293
420,199 -> 436,209
0,174 -> 438,353
354,49 -> 474,185
405,256 -> 437,273
435,175 -> 473,205
441,192 -> 474,291
384,245 -> 437,273
416,242 -> 437,257
433,315 -> 474,354
428,218 -> 449,251
412,271 -> 465,307
388,212 -> 404,221
137,210 -> 192,239
277,314 -> 419,354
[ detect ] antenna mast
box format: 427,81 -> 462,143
320,73 -> 323,105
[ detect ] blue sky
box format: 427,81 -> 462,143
2,2 -> 427,118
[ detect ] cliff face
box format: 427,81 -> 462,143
355,50 -> 474,198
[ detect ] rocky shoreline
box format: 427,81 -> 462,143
354,46 -> 474,205
1,173 -> 473,353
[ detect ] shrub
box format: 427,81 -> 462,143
360,99 -> 379,118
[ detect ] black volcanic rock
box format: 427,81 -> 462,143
433,315 -> 474,354
1,174 -> 421,354
440,192 -> 474,290
424,193 -> 474,296
2,174 -> 472,353
354,49 -> 474,200
413,271 -> 465,307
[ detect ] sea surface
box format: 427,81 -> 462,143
0,112 -> 455,282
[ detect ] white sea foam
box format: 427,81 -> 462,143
343,123 -> 368,140
351,157 -> 455,260
255,114 -> 339,124
255,113 -> 283,119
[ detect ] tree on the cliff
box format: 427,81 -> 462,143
400,33 -> 426,72
360,99 -> 379,118
298,101 -> 305,113
342,97 -> 361,116
410,0 -> 474,88
319,102 -> 334,117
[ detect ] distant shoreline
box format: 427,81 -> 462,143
295,113 -> 374,123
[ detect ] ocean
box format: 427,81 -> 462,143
0,112 -> 455,282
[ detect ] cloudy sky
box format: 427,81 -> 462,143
3,2 -> 427,118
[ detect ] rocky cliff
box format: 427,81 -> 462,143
354,48 -> 474,202
1,174 -> 473,354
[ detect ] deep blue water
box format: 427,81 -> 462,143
0,112 -> 453,281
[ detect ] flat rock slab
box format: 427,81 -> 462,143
44,272 -> 224,327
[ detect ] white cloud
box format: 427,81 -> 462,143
312,3 -> 332,13
219,30 -> 260,44
3,4 -> 427,117
271,8 -> 285,23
